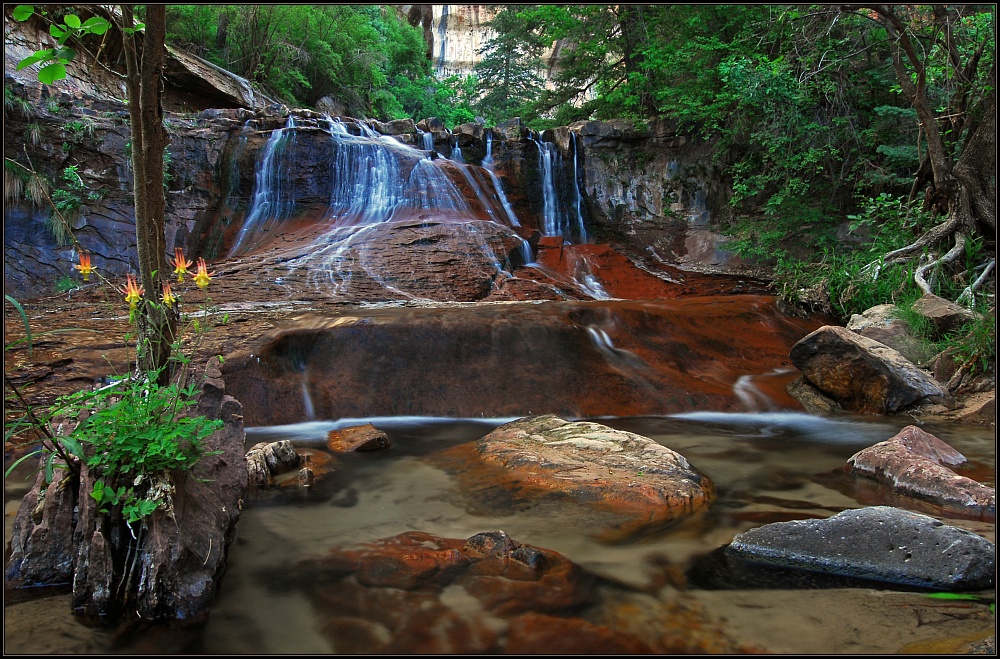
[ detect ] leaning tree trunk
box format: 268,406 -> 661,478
121,4 -> 177,383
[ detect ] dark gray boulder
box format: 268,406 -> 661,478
726,506 -> 995,591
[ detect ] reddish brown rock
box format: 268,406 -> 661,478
296,530 -> 601,653
910,292 -> 979,336
790,325 -> 949,414
326,423 -> 391,452
504,612 -> 655,654
848,426 -> 995,518
435,415 -> 715,542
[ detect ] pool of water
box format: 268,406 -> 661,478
4,413 -> 995,653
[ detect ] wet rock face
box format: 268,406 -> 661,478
725,506 -> 995,591
221,296 -> 822,426
326,423 -> 391,452
848,426 -> 995,519
790,325 -> 950,413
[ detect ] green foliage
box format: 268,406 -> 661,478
48,165 -> 90,242
12,5 -> 113,84
769,194 -> 933,318
62,375 -> 222,524
472,7 -> 547,125
4,84 -> 34,117
165,5 -> 434,121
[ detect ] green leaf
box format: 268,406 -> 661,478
54,47 -> 76,64
4,448 -> 42,479
924,592 -> 980,601
59,436 -> 85,461
83,17 -> 110,34
15,49 -> 54,71
63,14 -> 81,29
4,294 -> 32,354
12,5 -> 35,21
38,62 -> 67,85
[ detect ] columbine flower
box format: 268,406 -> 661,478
161,281 -> 179,307
121,273 -> 144,310
73,252 -> 95,281
170,247 -> 194,282
193,257 -> 214,290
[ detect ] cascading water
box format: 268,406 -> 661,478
534,138 -> 560,237
229,115 -> 298,256
570,132 -> 588,242
226,113 -> 617,300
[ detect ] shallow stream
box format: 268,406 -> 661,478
5,412 -> 995,654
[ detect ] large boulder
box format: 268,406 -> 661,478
725,506 -> 995,591
847,426 -> 995,519
434,415 -> 715,541
790,325 -> 949,413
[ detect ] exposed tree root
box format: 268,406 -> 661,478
914,231 -> 966,295
957,258 -> 996,307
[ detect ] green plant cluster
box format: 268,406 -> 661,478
63,375 -> 222,524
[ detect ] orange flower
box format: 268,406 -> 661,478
170,247 -> 194,282
121,273 -> 144,310
193,257 -> 214,290
73,252 -> 95,281
161,281 -> 179,307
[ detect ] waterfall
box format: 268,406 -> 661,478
534,139 -> 560,237
229,115 -> 298,256
482,133 -> 522,229
570,132 -> 587,242
420,130 -> 434,152
449,138 -> 465,163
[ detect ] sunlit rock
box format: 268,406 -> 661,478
326,423 -> 391,452
725,506 -> 995,591
790,325 -> 950,413
848,425 -> 995,519
438,415 -> 715,541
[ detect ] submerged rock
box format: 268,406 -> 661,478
326,423 -> 391,452
292,529 -> 744,653
847,425 -> 995,519
726,506 -> 995,591
435,415 -> 714,542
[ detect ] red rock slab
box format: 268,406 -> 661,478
326,423 -> 391,452
848,425 -> 995,519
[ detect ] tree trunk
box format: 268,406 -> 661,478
121,4 -> 177,383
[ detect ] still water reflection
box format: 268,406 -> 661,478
4,413 -> 995,654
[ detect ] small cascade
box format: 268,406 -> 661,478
301,375 -> 316,420
420,130 -> 434,153
229,115 -> 298,256
482,133 -> 522,229
569,132 -> 588,242
534,139 -> 560,237
449,138 -> 465,163
732,374 -> 777,412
